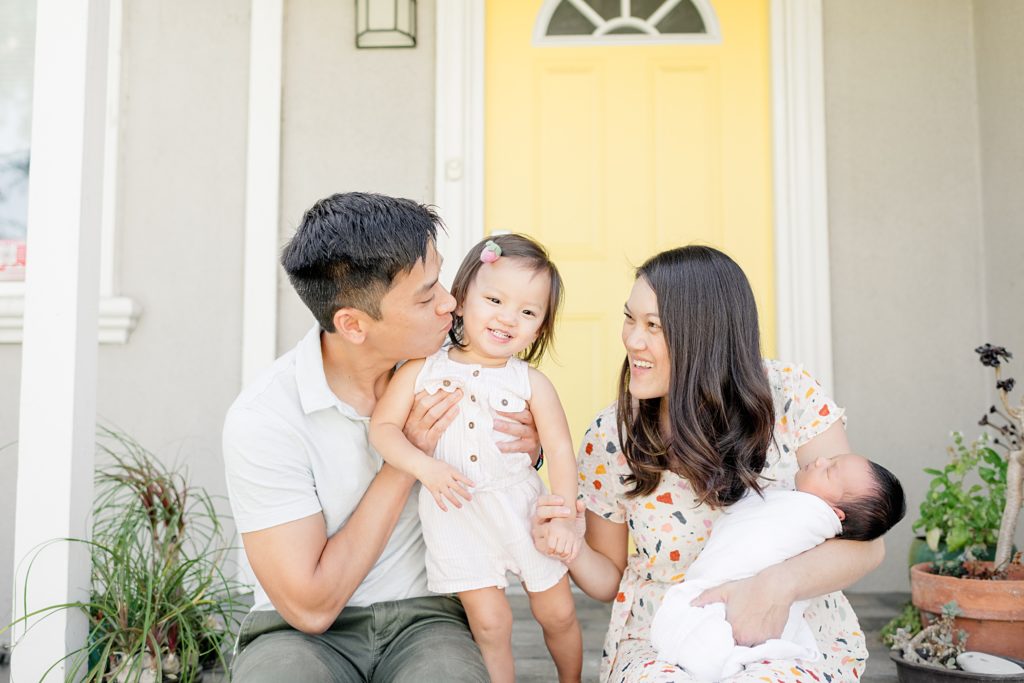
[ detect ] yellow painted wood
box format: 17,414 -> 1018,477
485,0 -> 775,445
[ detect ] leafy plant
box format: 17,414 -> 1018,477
880,601 -> 922,648
913,431 -> 1006,555
911,345 -> 1024,579
3,427 -> 244,681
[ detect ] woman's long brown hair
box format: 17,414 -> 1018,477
616,246 -> 775,508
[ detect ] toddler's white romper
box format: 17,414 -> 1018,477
414,347 -> 567,594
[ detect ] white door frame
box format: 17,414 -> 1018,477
433,0 -> 836,393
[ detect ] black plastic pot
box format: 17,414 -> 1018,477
891,653 -> 1024,682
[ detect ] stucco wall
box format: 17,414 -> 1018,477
1,0 -> 251,631
823,0 -> 991,592
974,1 -> 1024,354
276,0 -> 437,350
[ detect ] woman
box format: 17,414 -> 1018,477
534,246 -> 883,682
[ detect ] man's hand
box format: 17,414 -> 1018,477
691,572 -> 794,646
532,495 -> 586,559
494,408 -> 541,462
415,457 -> 475,512
403,388 -> 462,454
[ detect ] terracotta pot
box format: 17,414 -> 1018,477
910,562 -> 1024,659
890,652 -> 1024,682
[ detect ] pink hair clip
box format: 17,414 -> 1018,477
480,240 -> 502,264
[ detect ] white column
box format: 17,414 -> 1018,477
434,0 -> 485,287
241,0 -> 284,386
771,0 -> 835,393
11,0 -> 109,679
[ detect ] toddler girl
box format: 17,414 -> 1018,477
370,234 -> 582,683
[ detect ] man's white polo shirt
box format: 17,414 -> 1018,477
223,325 -> 430,612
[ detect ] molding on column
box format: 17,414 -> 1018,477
434,0 -> 486,286
771,0 -> 835,393
241,0 -> 284,384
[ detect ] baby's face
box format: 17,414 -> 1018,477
794,453 -> 875,507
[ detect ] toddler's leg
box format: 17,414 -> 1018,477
458,586 -> 515,683
526,575 -> 582,683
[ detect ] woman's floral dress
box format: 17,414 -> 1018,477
579,361 -> 868,683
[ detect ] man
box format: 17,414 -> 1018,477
223,192 -> 540,681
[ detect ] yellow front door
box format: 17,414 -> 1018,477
485,0 -> 775,441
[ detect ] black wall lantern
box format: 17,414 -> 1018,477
356,0 -> 416,48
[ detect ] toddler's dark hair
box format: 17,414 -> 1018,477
839,461 -> 906,541
448,234 -> 563,365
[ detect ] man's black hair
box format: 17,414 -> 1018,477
281,192 -> 442,330
840,461 -> 907,541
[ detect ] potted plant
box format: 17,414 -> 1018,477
908,345 -> 1024,662
3,428 -> 245,681
910,431 -> 1007,566
889,602 -> 1024,681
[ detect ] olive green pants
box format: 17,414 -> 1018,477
231,595 -> 487,682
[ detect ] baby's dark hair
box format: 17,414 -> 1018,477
839,461 -> 906,541
448,234 -> 563,365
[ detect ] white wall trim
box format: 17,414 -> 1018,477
100,0 -> 123,299
0,0 -> 141,346
241,0 -> 284,385
12,0 -> 109,673
0,295 -> 141,344
435,0 -> 835,393
771,0 -> 835,393
434,0 -> 486,287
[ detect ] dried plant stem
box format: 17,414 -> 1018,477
994,365 -> 1024,572
996,448 -> 1023,571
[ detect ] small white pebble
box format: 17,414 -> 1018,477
957,651 -> 1024,675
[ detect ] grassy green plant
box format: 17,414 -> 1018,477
4,427 -> 244,681
912,431 -> 1006,556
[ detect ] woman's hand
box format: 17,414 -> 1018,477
494,407 -> 541,464
402,388 -> 463,455
691,570 -> 794,645
532,495 -> 586,560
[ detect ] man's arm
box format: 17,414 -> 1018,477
242,463 -> 416,634
227,385 -> 464,634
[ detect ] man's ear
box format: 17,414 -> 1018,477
332,307 -> 369,344
831,505 -> 846,521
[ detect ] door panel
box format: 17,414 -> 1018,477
486,0 -> 774,443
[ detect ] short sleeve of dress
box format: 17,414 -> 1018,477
577,404 -> 627,524
785,364 -> 846,448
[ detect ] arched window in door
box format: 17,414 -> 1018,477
533,0 -> 721,45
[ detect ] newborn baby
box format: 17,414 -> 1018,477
650,454 -> 906,682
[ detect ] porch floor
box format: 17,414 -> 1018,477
0,591 -> 905,682
509,590 -> 905,683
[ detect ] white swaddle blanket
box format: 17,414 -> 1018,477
650,489 -> 842,682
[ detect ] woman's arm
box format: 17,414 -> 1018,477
692,535 -> 884,645
693,420 -> 885,645
570,511 -> 630,601
533,496 -> 629,602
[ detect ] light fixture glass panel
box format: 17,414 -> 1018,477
356,0 -> 416,49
